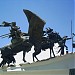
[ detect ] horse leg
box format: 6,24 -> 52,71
33,53 -> 39,62
0,60 -> 4,67
51,48 -> 55,57
33,50 -> 41,62
0,59 -> 6,67
50,47 -> 55,58
12,57 -> 16,64
23,51 -> 26,62
61,46 -> 64,55
7,56 -> 16,66
50,48 -> 51,58
58,48 -> 62,56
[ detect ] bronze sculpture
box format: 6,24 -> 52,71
0,9 -> 70,67
0,9 -> 45,67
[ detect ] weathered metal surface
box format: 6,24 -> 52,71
23,9 -> 45,43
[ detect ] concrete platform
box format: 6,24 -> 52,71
20,53 -> 75,70
0,53 -> 75,75
0,69 -> 69,75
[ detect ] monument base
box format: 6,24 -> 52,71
0,53 -> 75,75
0,69 -> 70,75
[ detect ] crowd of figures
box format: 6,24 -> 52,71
0,22 -> 71,67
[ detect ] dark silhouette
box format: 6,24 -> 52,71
0,21 -> 32,67
58,36 -> 71,55
23,9 -> 46,62
0,9 -> 45,67
30,27 -> 62,61
0,47 -> 15,67
0,9 -> 71,67
0,39 -> 32,67
41,28 -> 62,58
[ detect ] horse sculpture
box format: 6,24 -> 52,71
42,28 -> 62,57
0,9 -> 70,67
23,10 -> 71,61
0,38 -> 32,67
32,27 -> 71,61
0,9 -> 45,67
32,27 -> 62,61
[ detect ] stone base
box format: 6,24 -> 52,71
20,53 -> 75,70
0,69 -> 69,75
0,53 -> 75,75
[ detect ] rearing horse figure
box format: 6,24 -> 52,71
41,27 -> 62,58
24,9 -> 46,62
24,10 -> 63,61
30,27 -> 62,61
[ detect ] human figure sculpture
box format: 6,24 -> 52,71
9,22 -> 24,48
58,36 -> 71,55
9,22 -> 21,40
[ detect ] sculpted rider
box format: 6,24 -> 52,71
9,22 -> 23,47
58,36 -> 71,55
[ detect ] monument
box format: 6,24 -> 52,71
0,9 -> 75,75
